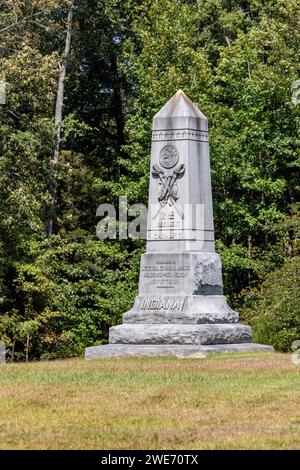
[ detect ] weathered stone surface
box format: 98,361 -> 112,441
109,323 -> 252,345
192,252 -> 223,294
85,343 -> 274,360
124,295 -> 238,324
139,252 -> 223,296
124,310 -> 238,324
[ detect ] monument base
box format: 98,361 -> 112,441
85,343 -> 274,359
109,323 -> 252,345
124,294 -> 239,324
84,252 -> 274,360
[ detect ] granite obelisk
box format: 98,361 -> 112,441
86,90 -> 273,358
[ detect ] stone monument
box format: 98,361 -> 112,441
86,90 -> 273,359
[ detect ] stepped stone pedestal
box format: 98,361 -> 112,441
85,90 -> 273,359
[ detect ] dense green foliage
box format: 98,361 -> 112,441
0,0 -> 299,360
242,256 -> 300,351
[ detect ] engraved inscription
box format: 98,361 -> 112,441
151,230 -> 184,240
141,260 -> 191,289
140,297 -> 184,313
152,208 -> 183,240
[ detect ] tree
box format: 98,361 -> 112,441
47,3 -> 75,236
0,0 -> 139,360
241,256 -> 300,351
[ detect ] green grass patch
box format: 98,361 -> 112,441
0,352 -> 299,449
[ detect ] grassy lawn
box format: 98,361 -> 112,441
0,352 -> 299,450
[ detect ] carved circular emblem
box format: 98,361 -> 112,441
159,145 -> 179,169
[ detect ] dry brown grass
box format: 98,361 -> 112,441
0,352 -> 299,449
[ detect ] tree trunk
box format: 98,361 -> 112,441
111,55 -> 125,151
110,54 -> 125,182
11,340 -> 15,363
47,5 -> 74,236
53,5 -> 74,163
25,333 -> 29,363
247,234 -> 252,286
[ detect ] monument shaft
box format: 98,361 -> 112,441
147,91 -> 214,252
85,90 -> 273,359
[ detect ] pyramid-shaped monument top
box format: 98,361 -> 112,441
154,90 -> 206,119
153,90 -> 207,131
